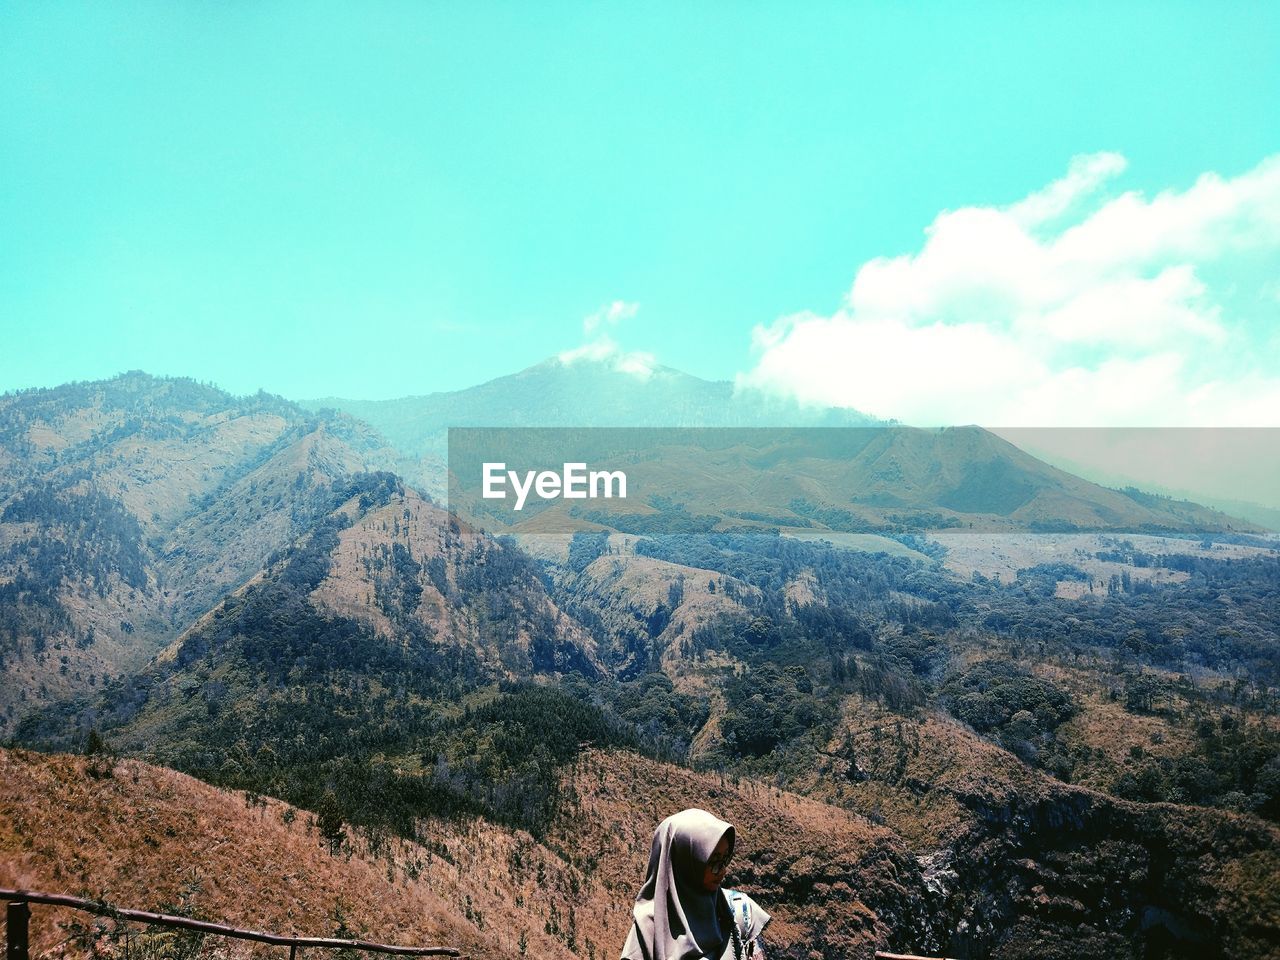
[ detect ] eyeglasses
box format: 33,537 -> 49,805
706,851 -> 732,874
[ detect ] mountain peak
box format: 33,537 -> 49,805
303,355 -> 880,457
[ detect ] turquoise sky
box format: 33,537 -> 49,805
2,1 -> 1277,401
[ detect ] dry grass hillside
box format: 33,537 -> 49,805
0,747 -> 925,960
5,709 -> 1278,959
0,748 -> 491,959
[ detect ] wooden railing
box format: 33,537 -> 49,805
875,952 -> 959,960
1,889 -> 465,960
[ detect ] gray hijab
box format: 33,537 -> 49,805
622,808 -> 735,960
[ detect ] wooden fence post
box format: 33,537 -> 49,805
6,901 -> 29,960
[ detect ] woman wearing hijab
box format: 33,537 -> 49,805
621,808 -> 771,960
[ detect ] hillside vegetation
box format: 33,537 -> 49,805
0,374 -> 412,733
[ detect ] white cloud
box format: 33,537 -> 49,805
582,299 -> 639,335
739,153 -> 1280,426
1009,151 -> 1128,227
558,336 -> 656,379
614,349 -> 657,378
560,301 -> 655,379
558,339 -> 618,364
1026,266 -> 1223,348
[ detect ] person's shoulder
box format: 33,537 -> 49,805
722,889 -> 760,924
722,888 -> 770,940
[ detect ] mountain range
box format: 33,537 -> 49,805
307,356 -> 1256,538
1,362 -> 1278,960
0,363 -> 1259,730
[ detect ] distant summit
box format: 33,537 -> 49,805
304,355 -> 882,458
304,358 -> 1256,537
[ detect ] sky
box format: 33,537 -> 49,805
2,1 -> 1278,424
